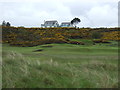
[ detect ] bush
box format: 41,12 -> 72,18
92,32 -> 103,39
102,31 -> 120,41
9,38 -> 69,47
93,39 -> 111,43
69,41 -> 85,45
2,26 -> 119,46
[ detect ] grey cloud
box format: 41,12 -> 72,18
63,1 -> 118,27
0,0 -> 118,27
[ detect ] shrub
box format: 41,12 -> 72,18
69,41 -> 85,45
101,31 -> 120,41
91,32 -> 103,39
2,26 -> 119,46
93,39 -> 111,43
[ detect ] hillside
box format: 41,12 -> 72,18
2,26 -> 120,46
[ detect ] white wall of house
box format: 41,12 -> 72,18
41,20 -> 74,28
60,23 -> 73,27
42,21 -> 59,28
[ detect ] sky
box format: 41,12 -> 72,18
0,0 -> 119,28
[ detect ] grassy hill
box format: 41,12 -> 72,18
2,39 -> 119,88
2,26 -> 119,88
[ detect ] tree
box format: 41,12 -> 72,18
71,18 -> 81,27
2,20 -> 6,26
2,21 -> 11,27
6,22 -> 11,26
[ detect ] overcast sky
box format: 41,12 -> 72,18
0,0 -> 119,28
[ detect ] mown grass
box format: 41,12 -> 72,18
2,40 -> 119,88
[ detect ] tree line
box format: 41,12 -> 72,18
2,20 -> 11,27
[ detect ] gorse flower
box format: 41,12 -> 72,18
2,26 -> 119,46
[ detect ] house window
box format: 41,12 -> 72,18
53,22 -> 55,25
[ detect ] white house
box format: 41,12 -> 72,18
60,22 -> 73,27
41,20 -> 59,28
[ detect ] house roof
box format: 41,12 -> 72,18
45,20 -> 58,24
61,22 -> 71,24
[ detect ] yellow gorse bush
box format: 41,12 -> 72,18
102,31 -> 120,41
2,26 -> 119,46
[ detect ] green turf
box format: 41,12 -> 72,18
2,40 -> 119,88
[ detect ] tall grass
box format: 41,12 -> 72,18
0,43 -> 2,89
2,51 -> 118,88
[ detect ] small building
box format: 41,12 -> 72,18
60,22 -> 73,27
41,20 -> 59,28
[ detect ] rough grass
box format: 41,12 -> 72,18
0,43 -> 2,89
2,41 -> 119,88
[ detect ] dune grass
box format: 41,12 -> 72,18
2,40 -> 119,88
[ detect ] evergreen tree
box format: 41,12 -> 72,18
6,22 -> 11,26
71,18 -> 81,27
2,20 -> 6,26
